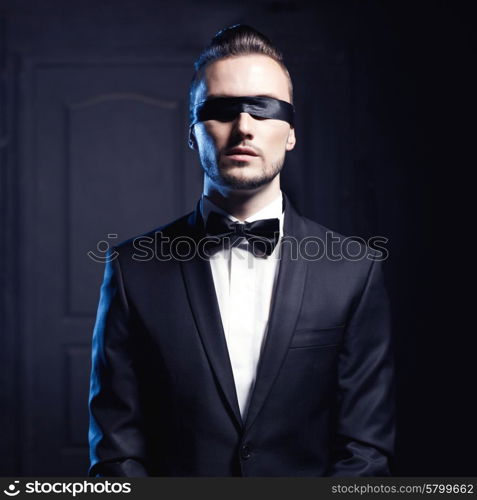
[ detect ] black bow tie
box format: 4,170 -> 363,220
204,211 -> 280,257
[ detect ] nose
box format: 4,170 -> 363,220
233,112 -> 255,139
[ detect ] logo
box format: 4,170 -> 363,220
3,481 -> 20,497
87,234 -> 119,263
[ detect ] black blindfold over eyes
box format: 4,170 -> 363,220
190,96 -> 295,127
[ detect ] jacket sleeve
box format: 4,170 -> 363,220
88,250 -> 149,477
328,254 -> 395,476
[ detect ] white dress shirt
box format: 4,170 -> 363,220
200,192 -> 284,419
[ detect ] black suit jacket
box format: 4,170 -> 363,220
88,193 -> 395,477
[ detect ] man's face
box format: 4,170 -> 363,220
190,55 -> 296,190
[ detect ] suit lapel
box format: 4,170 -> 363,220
179,203 -> 243,430
178,194 -> 309,434
244,194 -> 308,432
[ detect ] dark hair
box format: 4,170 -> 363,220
189,25 -> 293,113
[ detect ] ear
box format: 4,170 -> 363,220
285,127 -> 296,151
188,125 -> 198,151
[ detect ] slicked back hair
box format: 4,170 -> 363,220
189,25 -> 294,115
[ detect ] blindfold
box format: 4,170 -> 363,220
190,96 -> 295,127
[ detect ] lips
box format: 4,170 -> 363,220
225,147 -> 259,157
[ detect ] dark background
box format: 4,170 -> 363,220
0,0 -> 475,476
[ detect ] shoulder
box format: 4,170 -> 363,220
109,210 -> 196,265
121,211 -> 193,246
300,215 -> 347,240
297,214 -> 382,258
293,213 -> 387,286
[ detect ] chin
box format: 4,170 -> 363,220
219,173 -> 274,190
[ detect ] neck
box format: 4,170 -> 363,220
203,175 -> 281,221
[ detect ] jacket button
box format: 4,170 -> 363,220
240,444 -> 252,460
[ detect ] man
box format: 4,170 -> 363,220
88,25 -> 395,477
